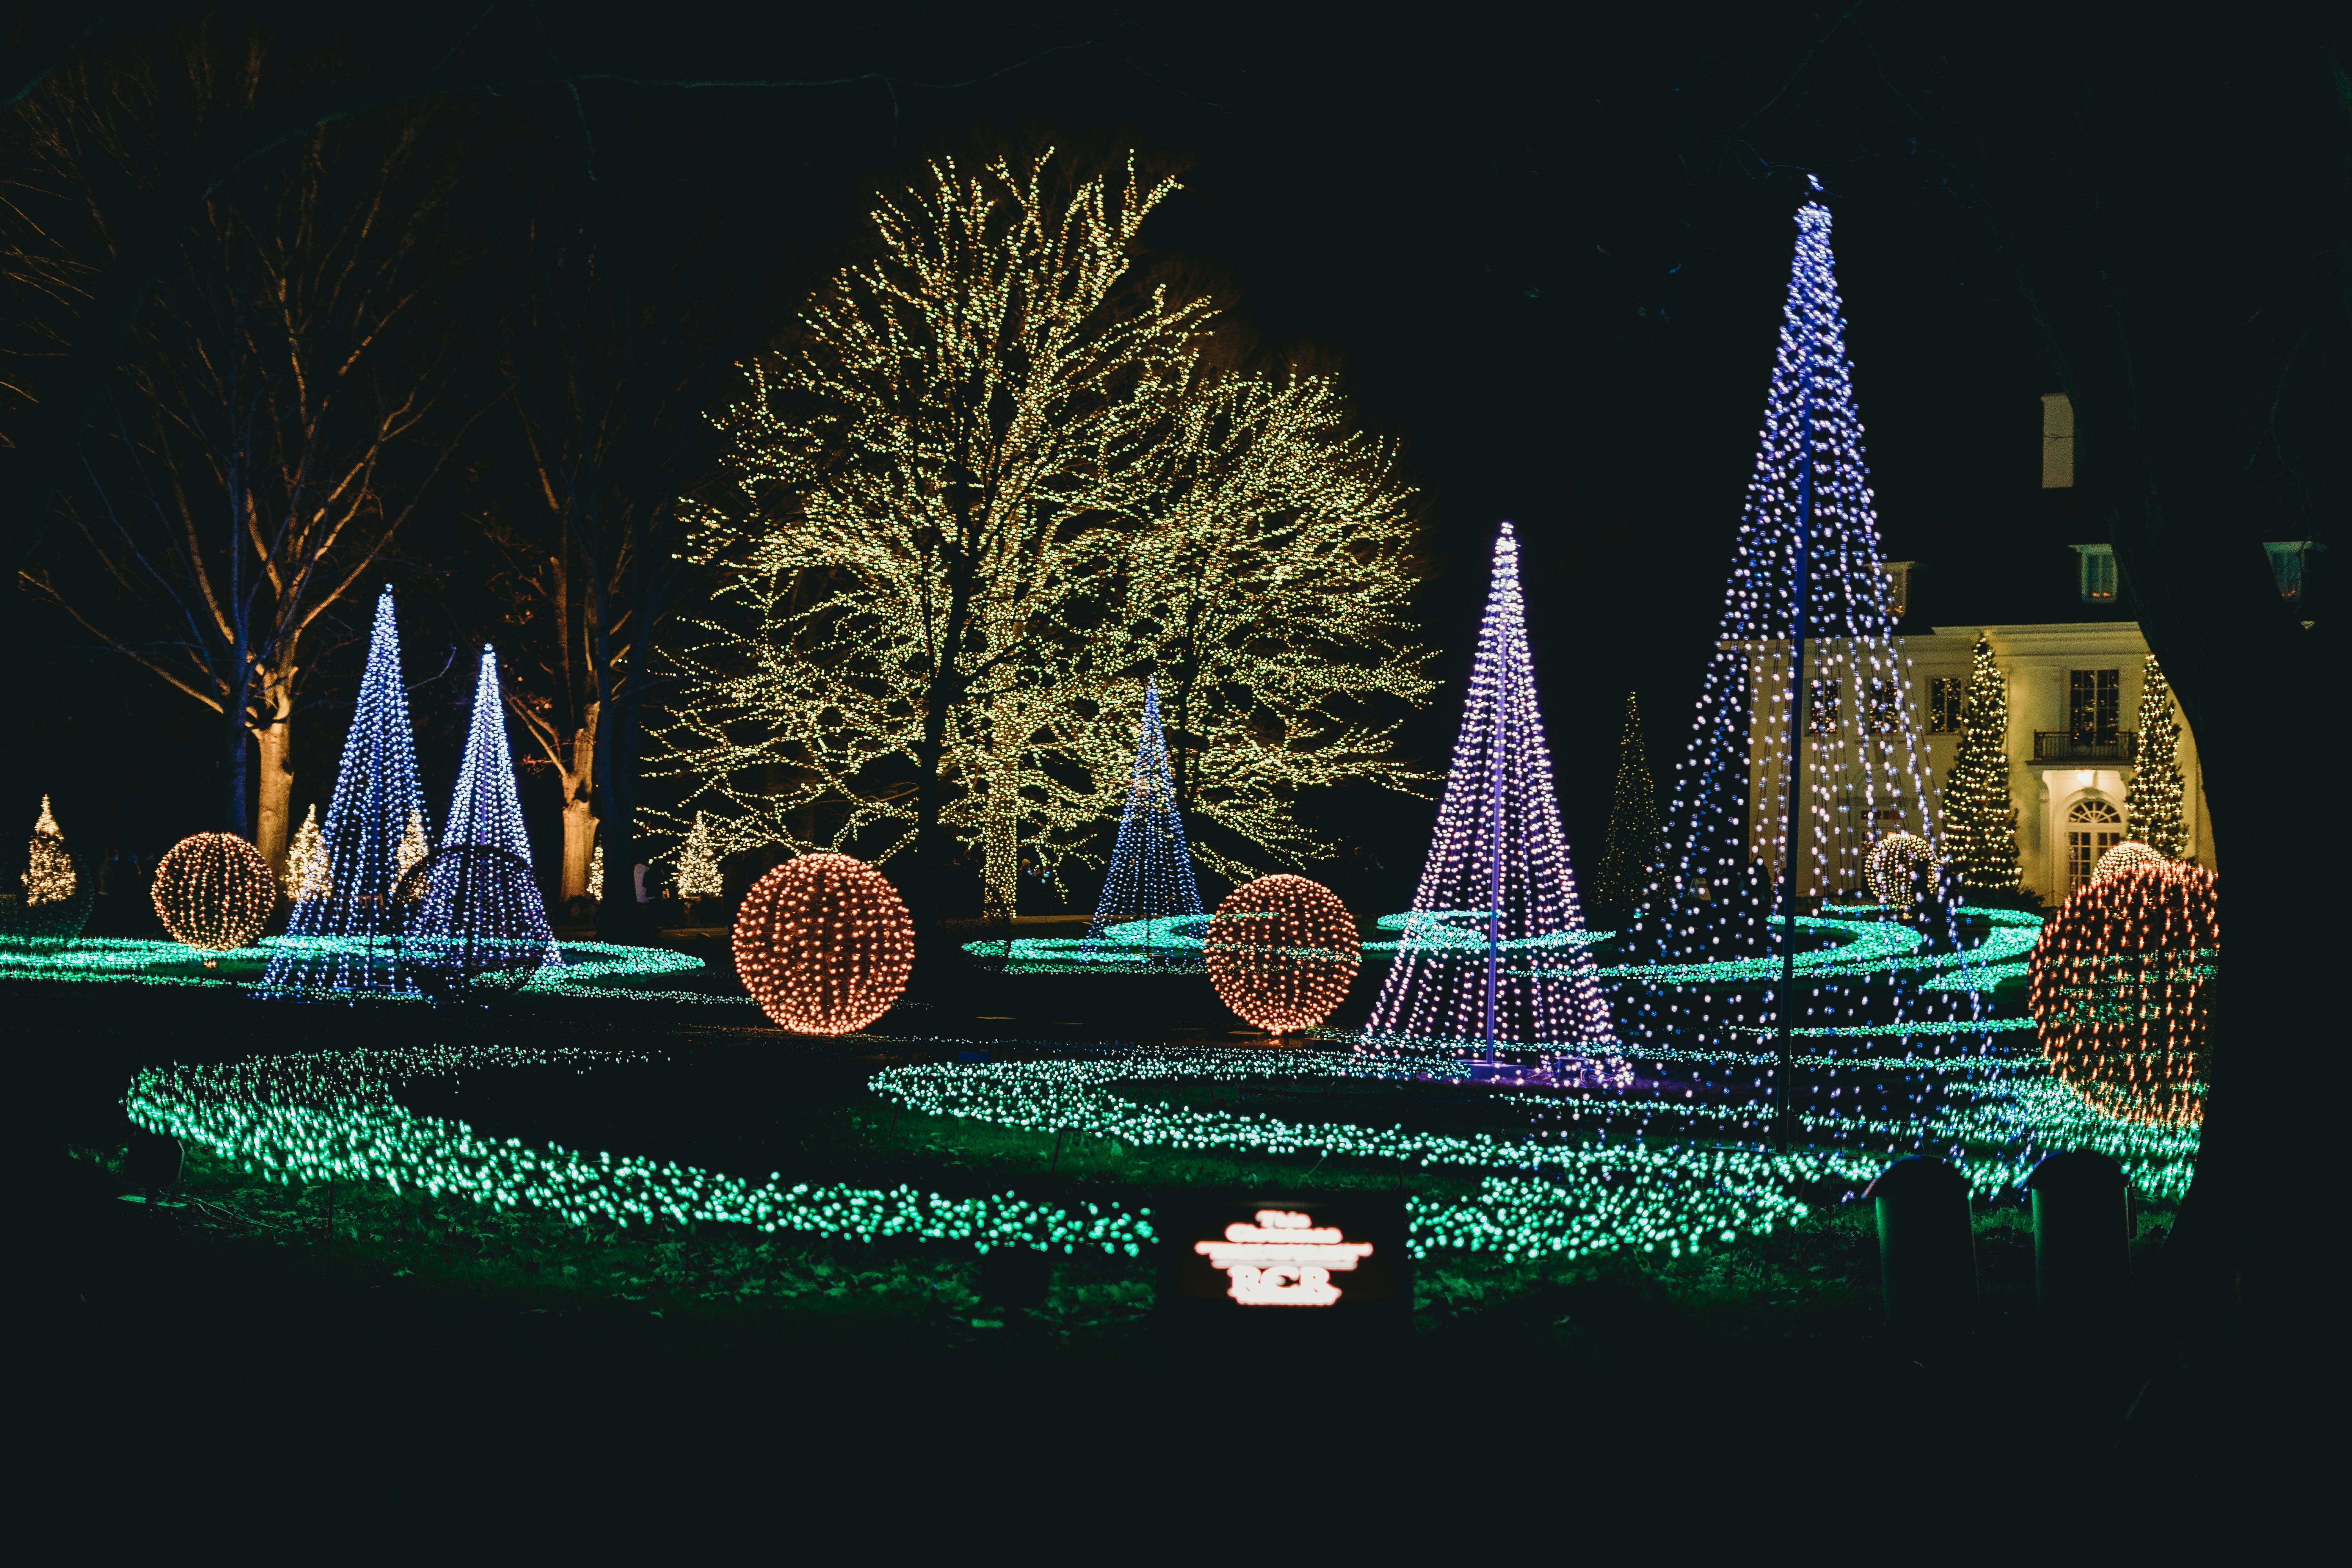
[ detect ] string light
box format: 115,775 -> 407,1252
397,847 -> 554,999
1616,197 -> 1981,1139
1941,637 -> 2022,891
396,811 -> 429,883
675,812 -> 723,900
127,1046 -> 1152,1258
1205,874 -> 1360,1032
1367,523 -> 1612,1059
151,833 -> 276,953
23,794 -> 75,904
2027,860 -> 2216,1127
396,644 -> 561,998
282,804 -> 329,902
2093,841 -> 2166,881
1864,832 -> 1942,908
4,793 -> 92,955
0,932 -> 716,998
650,150 -> 1429,907
1593,691 -> 1661,926
734,853 -> 915,1034
2124,654 -> 2189,858
1086,677 -> 1205,970
261,586 -> 430,998
588,839 -> 604,902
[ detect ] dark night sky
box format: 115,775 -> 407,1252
5,6 -> 2094,914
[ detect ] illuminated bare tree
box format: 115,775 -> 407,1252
8,49 -> 461,867
473,163 -> 788,924
656,151 -> 1428,927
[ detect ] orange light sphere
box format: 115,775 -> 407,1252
733,853 -> 915,1034
2027,861 -> 2217,1127
152,832 -> 277,953
1205,874 -> 1361,1033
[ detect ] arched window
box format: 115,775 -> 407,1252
2066,797 -> 2124,889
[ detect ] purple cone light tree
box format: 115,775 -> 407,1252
261,586 -> 429,996
1364,523 -> 1612,1059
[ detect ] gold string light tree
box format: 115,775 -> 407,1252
654,150 -> 1428,921
282,804 -> 328,902
2125,654 -> 2188,859
1940,637 -> 2022,893
4,794 -> 88,955
1592,691 -> 1660,928
676,813 -> 723,902
25,795 -> 75,904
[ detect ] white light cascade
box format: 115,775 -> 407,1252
1620,191 -> 1982,1118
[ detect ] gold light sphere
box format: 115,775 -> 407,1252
1864,832 -> 1943,908
2027,861 -> 2217,1127
1205,874 -> 1361,1033
732,853 -> 915,1034
2092,840 -> 2167,882
152,832 -> 276,953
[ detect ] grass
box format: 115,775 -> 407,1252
75,1062 -> 2183,1348
17,978 -> 2241,1552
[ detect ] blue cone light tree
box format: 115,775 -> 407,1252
1086,677 -> 1205,969
399,645 -> 560,989
262,586 -> 429,995
1365,523 -> 1612,1058
1622,187 -> 1979,1136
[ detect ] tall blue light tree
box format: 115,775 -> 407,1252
261,585 -> 428,995
432,644 -> 559,966
1621,186 -> 1977,1138
1365,522 -> 1611,1058
1086,677 -> 1204,968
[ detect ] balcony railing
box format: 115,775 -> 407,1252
2033,730 -> 2138,764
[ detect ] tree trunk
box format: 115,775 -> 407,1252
557,701 -> 599,900
907,556 -> 980,985
1961,11 -> 2351,1423
592,688 -> 646,944
253,714 -> 293,869
978,656 -> 1021,917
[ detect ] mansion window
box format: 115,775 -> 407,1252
1864,677 -> 1900,734
2069,668 -> 2120,745
2066,798 -> 2124,889
1806,679 -> 1840,736
2266,540 -> 2318,605
2076,545 -> 2117,604
1927,676 -> 1965,734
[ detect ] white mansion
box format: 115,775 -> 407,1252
1743,394 -> 2310,906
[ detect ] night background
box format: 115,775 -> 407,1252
3,5 -> 2092,912
5,5 -> 2334,1554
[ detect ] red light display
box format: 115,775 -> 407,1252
2027,861 -> 2217,1126
732,853 -> 915,1035
1204,874 -> 1361,1032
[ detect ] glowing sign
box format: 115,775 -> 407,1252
1157,1192 -> 1408,1343
1193,1209 -> 1376,1307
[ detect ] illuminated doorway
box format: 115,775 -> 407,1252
2066,797 -> 2124,889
